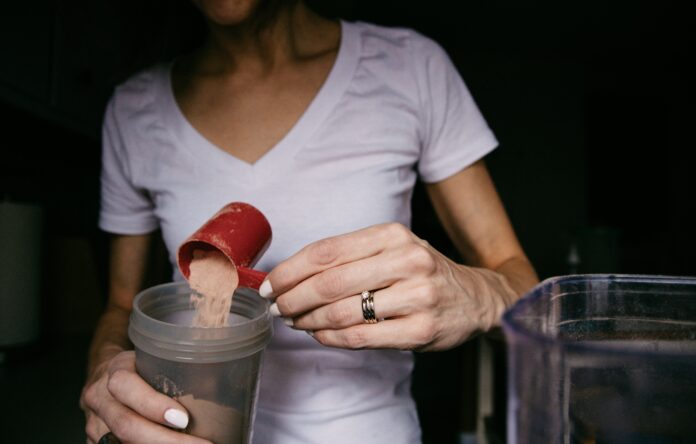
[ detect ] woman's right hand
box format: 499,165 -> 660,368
80,350 -> 210,444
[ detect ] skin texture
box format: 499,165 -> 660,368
81,1 -> 539,441
267,160 -> 538,351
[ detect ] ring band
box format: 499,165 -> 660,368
98,432 -> 120,444
361,290 -> 378,324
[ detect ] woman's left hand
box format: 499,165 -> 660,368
259,223 -> 520,351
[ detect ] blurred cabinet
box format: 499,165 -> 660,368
0,4 -> 53,104
0,0 -> 123,138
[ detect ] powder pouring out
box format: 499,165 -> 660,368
188,249 -> 239,328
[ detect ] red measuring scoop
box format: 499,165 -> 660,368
177,202 -> 271,290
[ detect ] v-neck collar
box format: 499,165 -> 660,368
160,20 -> 359,179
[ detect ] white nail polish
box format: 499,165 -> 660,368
283,318 -> 294,327
164,408 -> 189,429
269,303 -> 281,317
259,280 -> 274,299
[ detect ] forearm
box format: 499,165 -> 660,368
493,255 -> 539,300
86,304 -> 132,379
87,234 -> 152,379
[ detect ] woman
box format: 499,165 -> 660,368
81,0 -> 538,442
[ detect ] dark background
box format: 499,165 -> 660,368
0,0 -> 693,442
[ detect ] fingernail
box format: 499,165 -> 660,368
306,330 -> 314,337
259,280 -> 274,299
164,408 -> 189,429
269,303 -> 281,317
283,318 -> 294,327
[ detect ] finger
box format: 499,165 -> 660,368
311,316 -> 437,351
274,246 -> 414,317
275,240 -> 438,317
85,412 -> 110,443
107,353 -> 191,430
263,223 -> 415,298
96,396 -> 210,444
293,280 -> 427,330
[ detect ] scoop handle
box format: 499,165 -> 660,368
238,267 -> 268,290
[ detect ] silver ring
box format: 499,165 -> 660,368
98,432 -> 120,444
361,290 -> 378,324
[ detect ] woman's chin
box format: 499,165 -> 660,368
192,0 -> 263,26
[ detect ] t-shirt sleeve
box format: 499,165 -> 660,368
413,35 -> 498,183
98,96 -> 159,234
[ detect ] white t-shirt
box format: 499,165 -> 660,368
100,20 -> 497,444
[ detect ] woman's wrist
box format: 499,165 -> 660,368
455,263 -> 520,332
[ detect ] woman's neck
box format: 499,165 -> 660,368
197,1 -> 338,75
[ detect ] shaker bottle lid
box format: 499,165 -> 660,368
177,202 -> 272,290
